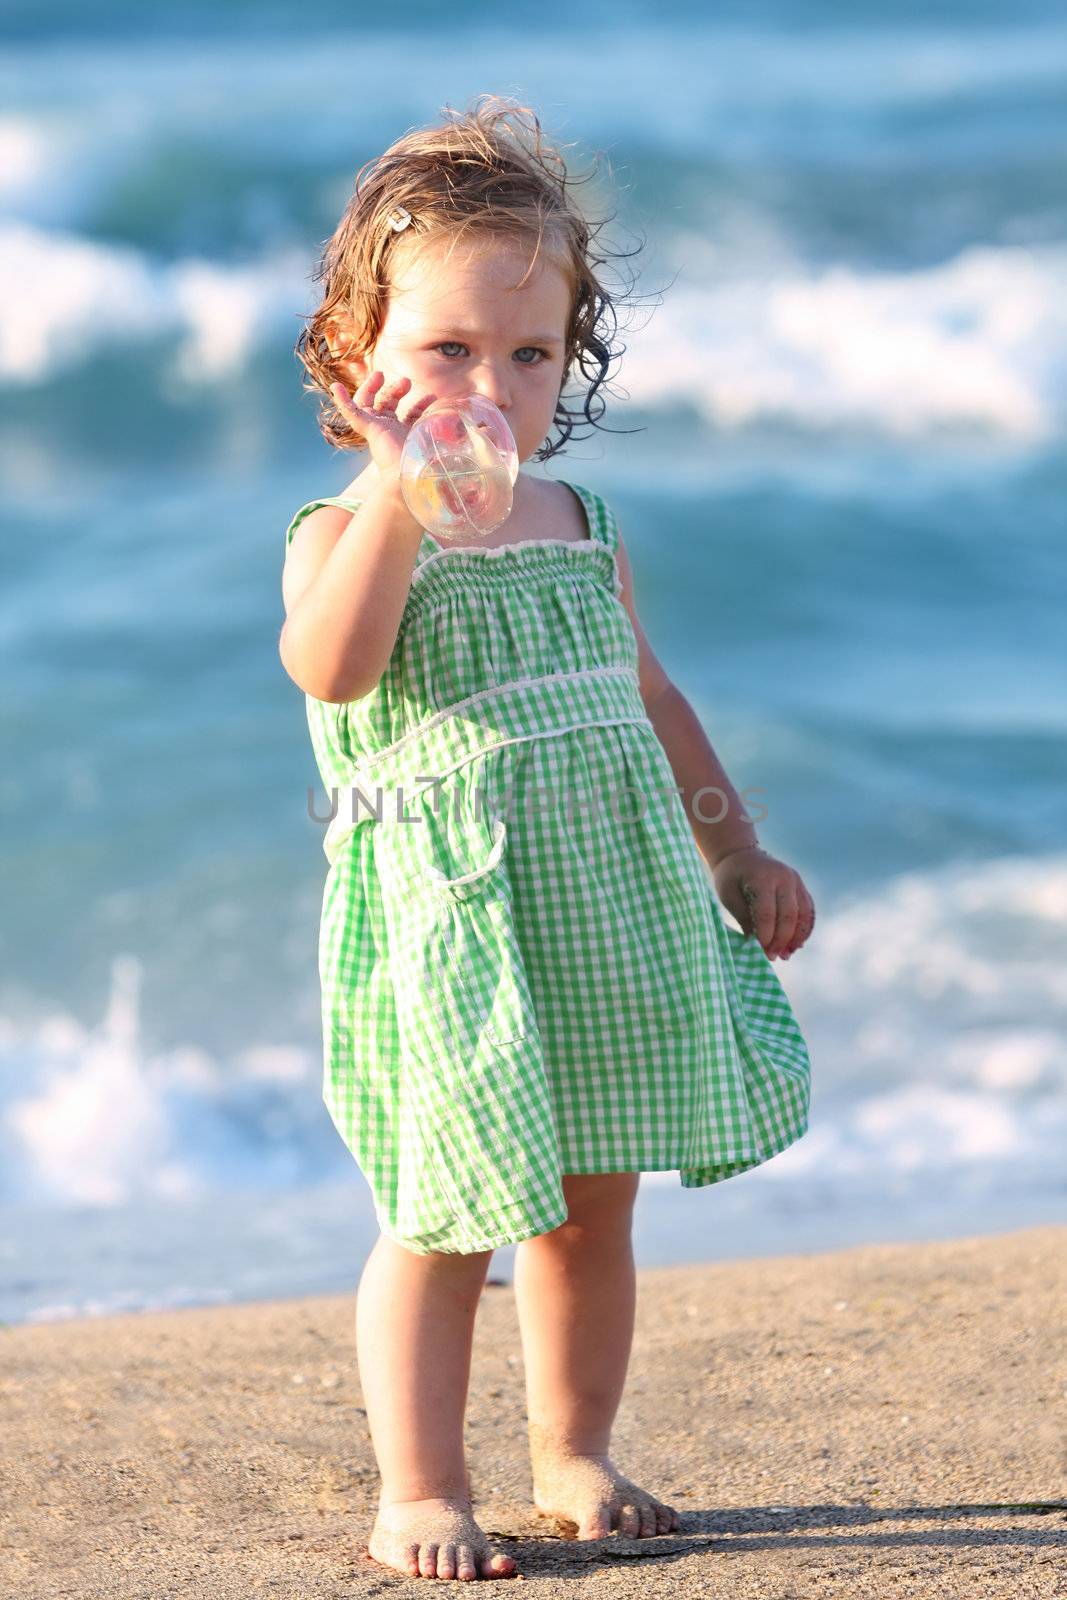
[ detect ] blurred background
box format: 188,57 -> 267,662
2,1 -> 1065,1324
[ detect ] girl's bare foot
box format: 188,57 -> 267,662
530,1444 -> 680,1540
367,1495 -> 520,1580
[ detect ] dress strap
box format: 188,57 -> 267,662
284,495 -> 438,564
560,481 -> 619,555
284,497 -> 350,551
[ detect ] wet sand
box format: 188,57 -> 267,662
2,1224 -> 1064,1596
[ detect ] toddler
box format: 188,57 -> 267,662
280,94 -> 815,1582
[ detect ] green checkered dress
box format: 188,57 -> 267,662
284,481 -> 810,1255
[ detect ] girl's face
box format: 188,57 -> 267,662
348,235 -> 573,464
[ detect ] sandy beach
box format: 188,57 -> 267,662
2,1224 -> 1064,1597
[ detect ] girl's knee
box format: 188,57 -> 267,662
377,1233 -> 493,1275
554,1171 -> 640,1235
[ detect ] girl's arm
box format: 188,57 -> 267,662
614,535 -> 757,868
615,534 -> 816,960
281,373 -> 441,703
644,686 -> 761,867
279,469 -> 425,703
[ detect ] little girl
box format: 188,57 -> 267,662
281,95 -> 815,1583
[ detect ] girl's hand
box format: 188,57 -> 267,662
330,371 -> 438,478
712,845 -> 816,961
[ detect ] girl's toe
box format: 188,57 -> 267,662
437,1542 -> 457,1578
584,1504 -> 613,1539
482,1550 -> 516,1576
418,1541 -> 439,1577
618,1502 -> 642,1537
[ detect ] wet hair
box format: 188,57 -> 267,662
293,94 -> 646,462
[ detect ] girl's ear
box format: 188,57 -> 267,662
324,318 -> 367,385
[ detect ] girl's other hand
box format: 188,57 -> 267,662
712,845 -> 816,960
330,371 -> 438,479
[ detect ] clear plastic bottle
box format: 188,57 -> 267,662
399,395 -> 519,540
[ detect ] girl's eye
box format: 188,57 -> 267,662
432,343 -> 549,364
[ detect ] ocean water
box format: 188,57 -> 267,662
2,3 -> 1066,1325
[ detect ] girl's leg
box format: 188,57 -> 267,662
513,1173 -> 680,1540
357,1232 -> 519,1581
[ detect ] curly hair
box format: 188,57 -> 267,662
293,94 -> 646,463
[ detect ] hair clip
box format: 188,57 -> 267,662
385,206 -> 413,233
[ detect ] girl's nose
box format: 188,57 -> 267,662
473,367 -> 512,412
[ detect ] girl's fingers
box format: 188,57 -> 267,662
398,391 -> 438,426
331,380 -> 372,417
334,372 -> 424,421
766,882 -> 799,959
740,880 -> 775,946
331,372 -> 437,432
740,870 -> 803,959
353,370 -> 386,407
373,376 -> 412,408
359,372 -> 408,398
781,888 -> 816,958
